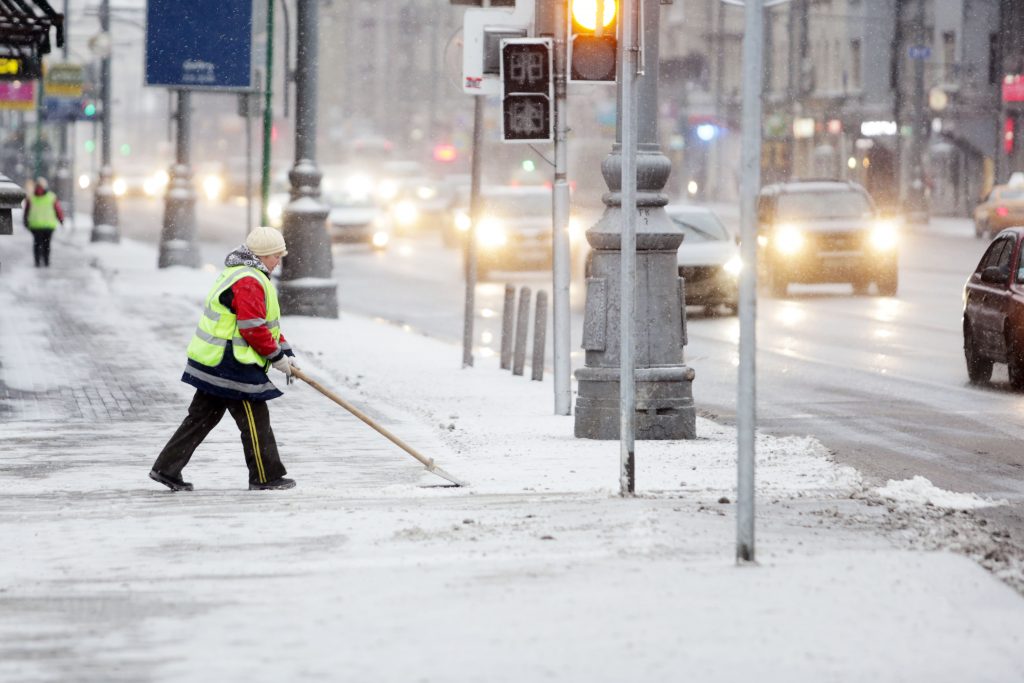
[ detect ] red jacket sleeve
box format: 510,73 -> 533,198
231,276 -> 283,360
54,199 -> 65,224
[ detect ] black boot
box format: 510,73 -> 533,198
249,477 -> 295,491
149,469 -> 194,491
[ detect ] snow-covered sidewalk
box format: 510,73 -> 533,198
2,226 -> 1024,682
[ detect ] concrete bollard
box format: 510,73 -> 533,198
512,286 -> 531,376
500,284 -> 515,370
532,290 -> 548,381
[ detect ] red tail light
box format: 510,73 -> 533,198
997,206 -> 1010,217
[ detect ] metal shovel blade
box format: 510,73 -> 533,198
425,463 -> 467,488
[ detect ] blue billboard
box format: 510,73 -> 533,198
145,0 -> 254,90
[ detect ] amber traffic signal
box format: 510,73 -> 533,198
569,0 -> 617,82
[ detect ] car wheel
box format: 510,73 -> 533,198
768,268 -> 788,298
876,268 -> 898,297
852,275 -> 871,295
975,219 -> 987,239
965,324 -> 993,384
1007,331 -> 1024,390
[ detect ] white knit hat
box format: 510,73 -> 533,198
246,226 -> 287,257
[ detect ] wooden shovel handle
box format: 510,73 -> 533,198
291,367 -> 435,470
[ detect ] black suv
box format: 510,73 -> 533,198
757,180 -> 899,297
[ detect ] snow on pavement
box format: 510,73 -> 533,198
2,229 -> 1024,681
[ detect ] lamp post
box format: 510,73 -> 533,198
278,0 -> 338,317
158,90 -> 199,268
574,0 -> 696,442
90,0 -> 118,242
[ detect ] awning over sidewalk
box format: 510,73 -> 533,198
0,0 -> 64,59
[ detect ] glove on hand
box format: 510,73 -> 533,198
272,356 -> 295,377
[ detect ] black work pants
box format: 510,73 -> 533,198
30,229 -> 53,267
152,390 -> 287,485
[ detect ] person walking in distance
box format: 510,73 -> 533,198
24,177 -> 64,267
150,227 -> 299,492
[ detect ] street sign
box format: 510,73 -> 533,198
42,97 -> 85,122
462,1 -> 533,95
0,56 -> 41,81
500,38 -> 552,142
44,62 -> 84,98
145,0 -> 254,90
908,45 -> 931,60
1003,75 -> 1024,104
0,81 -> 35,110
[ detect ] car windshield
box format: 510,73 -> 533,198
481,193 -> 549,216
777,190 -> 873,219
322,188 -> 375,207
669,211 -> 730,242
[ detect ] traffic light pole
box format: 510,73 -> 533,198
91,0 -> 119,243
551,0 -> 571,415
463,94 -> 484,368
574,0 -> 695,445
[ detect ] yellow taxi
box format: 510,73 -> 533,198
975,175 -> 1024,239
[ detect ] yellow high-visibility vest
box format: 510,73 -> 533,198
186,265 -> 282,369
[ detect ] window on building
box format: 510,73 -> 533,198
850,39 -> 862,89
943,31 -> 956,82
989,32 -> 1001,85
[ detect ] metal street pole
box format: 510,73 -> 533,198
736,0 -> 764,565
463,94 -> 484,368
260,0 -> 275,226
551,0 -> 571,415
619,0 -> 639,495
906,0 -> 929,224
91,0 -> 119,242
158,90 -> 199,268
278,0 -> 338,318
55,0 -> 74,227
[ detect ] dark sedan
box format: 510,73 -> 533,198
963,227 -> 1024,386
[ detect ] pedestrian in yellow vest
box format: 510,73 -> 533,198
150,227 -> 299,492
23,177 -> 65,268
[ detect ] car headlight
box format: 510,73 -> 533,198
371,230 -> 390,249
202,174 -> 224,201
112,177 -> 127,197
870,220 -> 899,251
377,179 -> 398,202
455,210 -> 471,233
393,200 -> 419,226
345,174 -> 374,200
477,217 -> 507,248
568,216 -> 585,242
773,224 -> 805,254
416,185 -> 437,201
267,200 -> 284,223
723,254 -> 743,277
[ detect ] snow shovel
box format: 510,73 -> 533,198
291,367 -> 466,487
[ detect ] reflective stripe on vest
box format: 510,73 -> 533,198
186,265 -> 282,369
27,192 -> 58,230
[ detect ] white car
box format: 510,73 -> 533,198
321,169 -> 388,249
667,204 -> 742,314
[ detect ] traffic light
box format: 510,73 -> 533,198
81,100 -> 97,119
500,38 -> 552,143
569,0 -> 617,83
